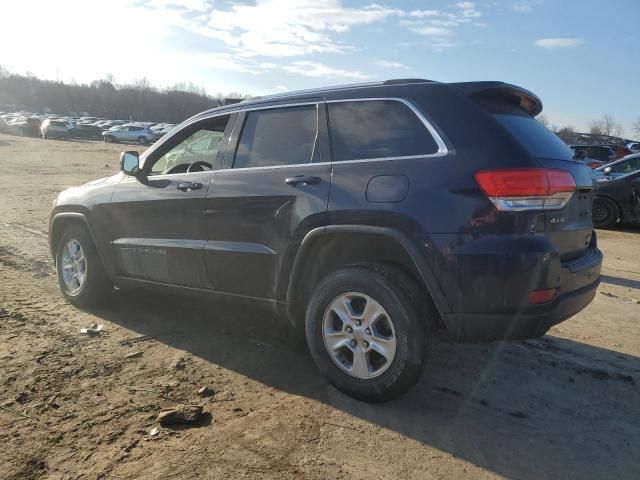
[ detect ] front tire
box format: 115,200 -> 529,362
137,136 -> 148,145
305,265 -> 433,402
55,225 -> 112,307
593,197 -> 619,229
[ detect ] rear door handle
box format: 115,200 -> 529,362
284,175 -> 321,186
177,182 -> 203,191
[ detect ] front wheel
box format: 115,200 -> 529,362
55,225 -> 112,307
137,136 -> 148,145
592,197 -> 619,229
305,266 -> 433,402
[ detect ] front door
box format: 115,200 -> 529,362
203,102 -> 331,300
108,113 -> 235,288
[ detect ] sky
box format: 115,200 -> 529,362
1,0 -> 638,135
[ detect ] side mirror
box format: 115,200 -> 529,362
120,151 -> 141,176
603,166 -> 612,175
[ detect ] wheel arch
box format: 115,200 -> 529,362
285,225 -> 452,331
49,212 -> 104,267
593,194 -> 624,223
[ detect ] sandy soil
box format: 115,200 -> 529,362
0,133 -> 638,480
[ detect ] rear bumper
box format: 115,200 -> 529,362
423,231 -> 603,342
442,274 -> 600,342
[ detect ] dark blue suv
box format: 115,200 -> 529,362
49,79 -> 602,401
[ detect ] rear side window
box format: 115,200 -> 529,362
234,105 -> 318,169
483,101 -> 573,160
328,100 -> 438,161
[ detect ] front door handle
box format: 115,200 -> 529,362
284,175 -> 321,186
177,182 -> 203,192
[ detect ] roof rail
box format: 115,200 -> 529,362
383,78 -> 434,85
241,79 -> 435,103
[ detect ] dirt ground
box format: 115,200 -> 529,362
0,133 -> 638,480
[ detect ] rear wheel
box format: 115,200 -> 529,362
55,225 -> 112,307
305,265 -> 433,402
592,197 -> 619,229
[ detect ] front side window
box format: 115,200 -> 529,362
148,114 -> 231,175
327,100 -> 439,162
233,105 -> 318,169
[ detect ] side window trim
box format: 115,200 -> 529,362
139,97 -> 447,174
325,97 -> 448,163
141,113 -> 236,177
228,103 -> 321,171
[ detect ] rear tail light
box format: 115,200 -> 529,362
474,168 -> 576,211
528,288 -> 558,304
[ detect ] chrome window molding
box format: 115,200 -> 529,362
325,97 -> 448,160
229,102 -> 321,170
141,97 -> 449,175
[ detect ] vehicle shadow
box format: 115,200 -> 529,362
601,274 -> 640,290
91,291 -> 640,480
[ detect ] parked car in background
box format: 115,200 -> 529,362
592,153 -> 640,183
7,117 -> 41,137
40,119 -> 69,139
593,169 -> 640,228
0,117 -> 7,133
102,124 -> 155,144
570,144 -> 616,168
152,124 -> 176,140
96,121 -> 118,131
69,124 -> 103,140
627,142 -> 640,153
49,79 -> 602,401
603,144 -> 632,159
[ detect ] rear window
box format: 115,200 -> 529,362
480,100 -> 572,159
328,100 -> 439,162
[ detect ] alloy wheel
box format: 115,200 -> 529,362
322,292 -> 397,379
61,239 -> 87,295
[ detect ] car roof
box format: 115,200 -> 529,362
191,78 -> 543,120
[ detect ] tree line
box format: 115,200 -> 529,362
0,66 -> 246,123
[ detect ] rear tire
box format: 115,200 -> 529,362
305,265 -> 434,402
55,225 -> 112,307
592,197 -> 619,229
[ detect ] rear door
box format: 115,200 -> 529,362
108,113 -> 235,287
203,101 -> 331,300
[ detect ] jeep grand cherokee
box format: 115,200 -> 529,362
49,79 -> 603,401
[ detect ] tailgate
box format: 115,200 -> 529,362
537,157 -> 595,262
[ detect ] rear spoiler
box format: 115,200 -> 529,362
450,81 -> 543,116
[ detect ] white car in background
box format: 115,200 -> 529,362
102,124 -> 155,145
40,119 -> 69,140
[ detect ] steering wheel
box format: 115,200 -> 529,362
187,161 -> 212,173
